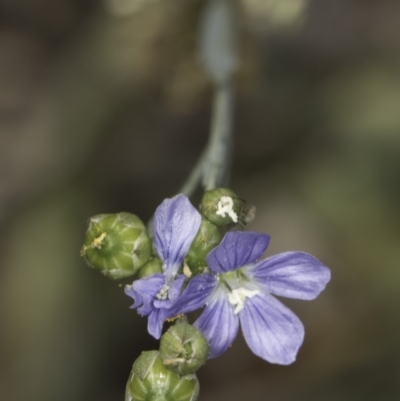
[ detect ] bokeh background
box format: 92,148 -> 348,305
1,0 -> 400,400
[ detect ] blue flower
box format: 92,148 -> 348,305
125,194 -> 202,339
170,231 -> 331,364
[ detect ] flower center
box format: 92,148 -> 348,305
227,288 -> 260,314
216,196 -> 238,223
156,283 -> 170,300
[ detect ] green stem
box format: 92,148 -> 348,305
202,81 -> 234,190
179,80 -> 234,196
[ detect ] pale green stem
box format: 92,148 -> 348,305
202,80 -> 234,191
179,80 -> 234,196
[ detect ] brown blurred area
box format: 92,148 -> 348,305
1,0 -> 400,400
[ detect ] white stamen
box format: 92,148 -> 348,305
156,283 -> 170,300
227,288 -> 260,314
216,196 -> 238,223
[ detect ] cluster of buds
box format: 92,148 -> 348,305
81,189 -> 255,400
81,188 -> 254,280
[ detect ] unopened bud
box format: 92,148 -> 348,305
126,351 -> 199,401
200,188 -> 243,226
138,256 -> 163,279
160,323 -> 209,376
185,218 -> 221,275
81,212 -> 151,280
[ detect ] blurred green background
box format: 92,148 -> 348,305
1,0 -> 400,400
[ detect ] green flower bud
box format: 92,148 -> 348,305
126,351 -> 199,401
160,323 -> 209,376
200,188 -> 243,226
81,212 -> 151,280
185,218 -> 221,275
138,256 -> 163,279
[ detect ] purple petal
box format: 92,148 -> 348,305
153,195 -> 202,280
169,274 -> 218,317
249,252 -> 331,300
147,308 -> 169,339
125,274 -> 165,316
206,231 -> 270,273
168,274 -> 187,302
194,288 -> 239,358
240,292 -> 304,365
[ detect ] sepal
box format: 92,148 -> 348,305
240,203 -> 256,226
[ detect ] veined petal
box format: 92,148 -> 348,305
169,274 -> 218,317
168,274 -> 187,302
240,292 -> 304,365
125,274 -> 165,316
249,252 -> 331,300
147,308 -> 169,339
153,195 -> 202,280
206,231 -> 270,274
194,288 -> 239,358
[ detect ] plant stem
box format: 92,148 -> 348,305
180,80 -> 234,196
202,80 -> 234,190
